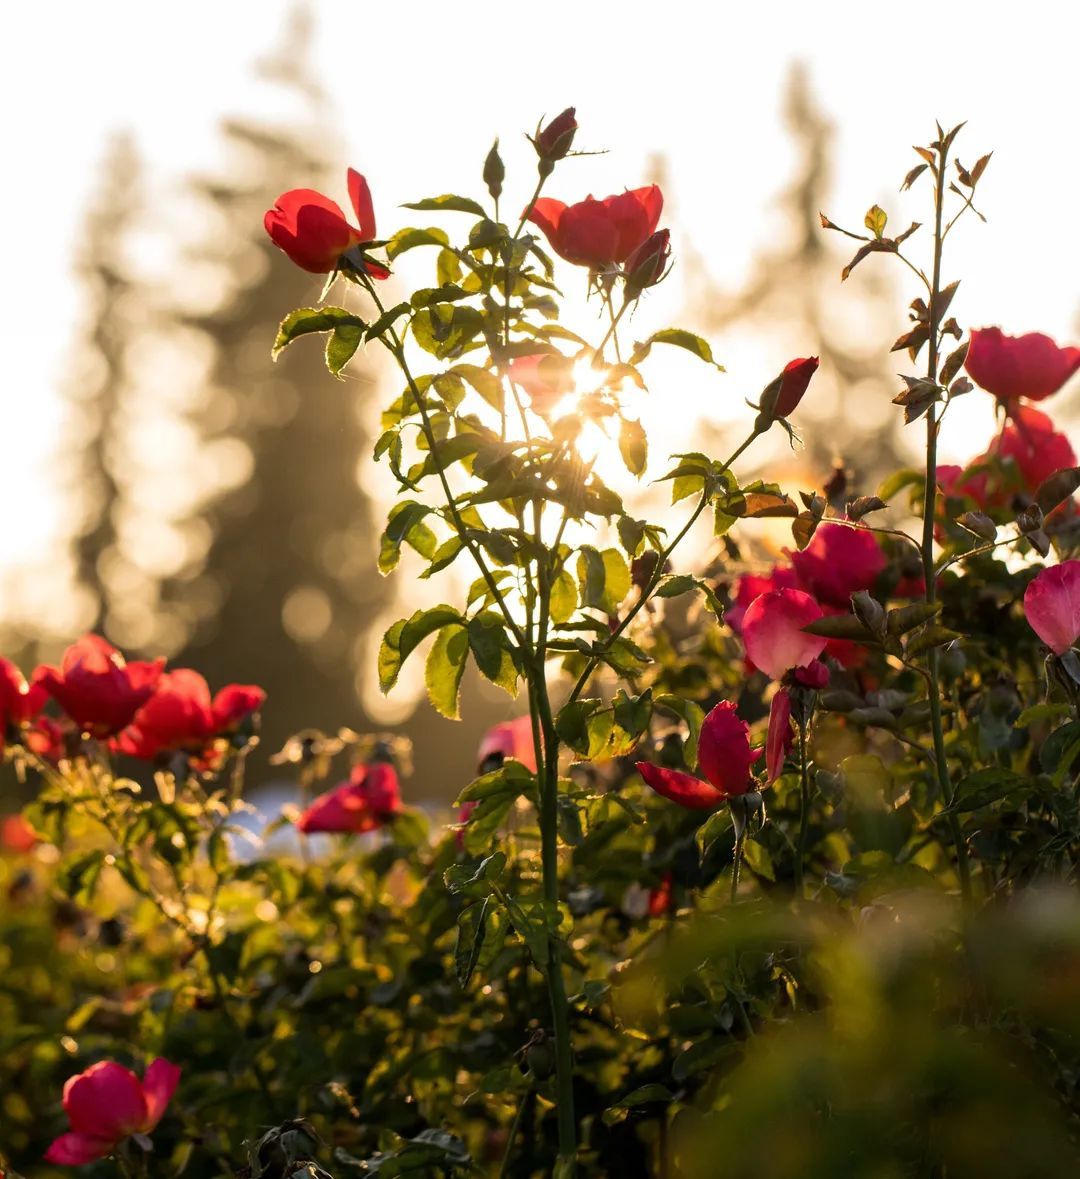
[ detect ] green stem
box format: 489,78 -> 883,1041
920,135 -> 972,905
795,721 -> 810,899
568,428 -> 763,705
361,275 -> 531,657
730,832 -> 744,904
498,1085 -> 534,1179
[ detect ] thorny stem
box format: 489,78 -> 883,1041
921,133 -> 973,904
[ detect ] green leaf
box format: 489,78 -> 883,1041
385,226 -> 450,261
468,612 -> 520,695
619,418 -> 648,476
403,194 -> 487,217
325,320 -> 366,376
451,363 -> 504,412
864,203 -> 888,238
550,569 -> 578,624
378,500 -> 437,574
455,897 -> 491,987
629,328 -> 725,372
603,1084 -> 674,1126
425,624 -> 469,719
378,604 -> 463,693
272,306 -> 366,359
949,767 -> 1027,813
695,807 -> 733,856
655,694 -> 706,769
456,760 -> 535,807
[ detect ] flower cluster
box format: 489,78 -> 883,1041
1,635 -> 264,769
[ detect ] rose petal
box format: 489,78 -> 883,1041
636,762 -> 728,809
742,589 -> 827,680
141,1058 -> 181,1131
1024,561 -> 1080,655
696,701 -> 755,797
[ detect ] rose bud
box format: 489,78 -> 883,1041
623,229 -> 671,296
758,356 -> 820,421
966,327 -> 1080,403
533,107 -> 578,174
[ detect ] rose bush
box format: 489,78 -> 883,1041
3,115 -> 1080,1179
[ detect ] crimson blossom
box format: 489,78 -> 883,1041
36,635 -> 164,739
0,657 -> 45,745
1024,561 -> 1080,656
296,761 -> 403,835
996,404 -> 1078,494
527,185 -> 663,270
788,522 -> 886,610
636,700 -> 758,809
115,669 -> 265,766
264,168 -> 390,277
741,588 -> 828,681
965,327 -> 1080,403
44,1058 -> 180,1165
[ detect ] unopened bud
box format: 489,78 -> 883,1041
623,229 -> 671,296
758,356 -> 820,420
533,107 -> 578,175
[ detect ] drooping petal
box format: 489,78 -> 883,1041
44,1131 -> 116,1165
1024,561 -> 1080,655
346,168 -> 377,239
63,1061 -> 148,1140
696,701 -> 755,797
766,689 -> 794,783
141,1058 -> 181,1131
636,762 -> 728,809
210,684 -> 266,732
741,588 -> 827,680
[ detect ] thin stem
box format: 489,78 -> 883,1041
498,1085 -> 533,1179
795,720 -> 810,899
920,136 -> 972,905
360,274 -> 531,656
730,832 -> 744,904
568,428 -> 763,705
593,293 -> 629,364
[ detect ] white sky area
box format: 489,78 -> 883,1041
2,0 -> 1078,618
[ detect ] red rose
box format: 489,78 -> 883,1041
477,715 -> 538,773
789,522 -> 886,610
508,353 -> 575,416
296,761 -> 402,835
527,185 -> 663,270
534,107 -> 578,166
623,228 -> 671,295
0,657 -> 46,744
116,670 -> 265,766
264,168 -> 390,277
965,327 -> 1080,403
726,567 -> 799,635
996,404 -> 1077,493
760,356 -> 820,419
1024,561 -> 1080,655
45,1058 -> 180,1166
741,589 -> 827,681
636,700 -> 756,809
36,636 -> 164,739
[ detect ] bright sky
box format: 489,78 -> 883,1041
3,0 -> 1078,609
